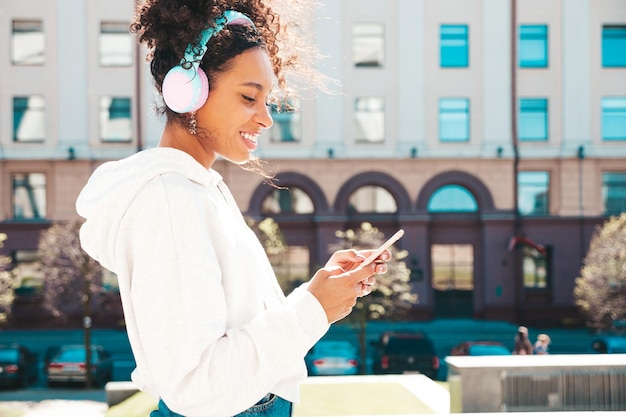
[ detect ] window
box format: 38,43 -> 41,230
11,19 -> 44,65
13,96 -> 45,142
431,244 -> 474,291
519,25 -> 548,68
602,172 -> 626,215
354,97 -> 385,143
523,246 -> 549,288
353,23 -> 384,67
602,97 -> 626,140
427,185 -> 478,213
440,25 -> 469,67
261,187 -> 314,214
99,21 -> 132,66
99,97 -> 132,142
12,250 -> 44,295
518,171 -> 550,216
12,173 -> 46,220
519,98 -> 548,141
602,26 -> 626,68
269,100 -> 301,143
348,186 -> 397,213
439,98 -> 470,142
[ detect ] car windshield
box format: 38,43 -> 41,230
316,342 -> 355,354
469,344 -> 510,355
385,337 -> 432,354
54,347 -> 97,362
0,350 -> 18,362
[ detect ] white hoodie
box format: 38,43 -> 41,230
76,147 -> 329,416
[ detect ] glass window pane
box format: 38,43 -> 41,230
354,97 -> 385,143
523,246 -> 548,288
353,23 -> 384,67
518,171 -> 550,216
440,25 -> 469,67
12,19 -> 44,65
270,245 -> 310,292
439,98 -> 469,142
261,187 -> 314,214
100,97 -> 132,142
427,184 -> 478,212
431,244 -> 474,290
348,186 -> 397,213
270,100 -> 301,143
602,172 -> 626,215
13,96 -> 45,142
602,26 -> 626,68
602,97 -> 626,140
100,21 -> 132,66
12,173 -> 46,220
519,25 -> 548,68
519,98 -> 548,141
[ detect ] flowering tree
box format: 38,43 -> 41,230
38,220 -> 108,323
0,233 -> 16,325
574,213 -> 626,332
330,222 -> 418,372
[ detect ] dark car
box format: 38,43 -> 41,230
0,344 -> 38,388
450,340 -> 511,356
305,340 -> 360,376
46,344 -> 113,387
589,336 -> 626,354
372,331 -> 439,379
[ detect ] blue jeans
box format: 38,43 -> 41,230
150,394 -> 292,417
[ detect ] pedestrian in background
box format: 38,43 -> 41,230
533,333 -> 551,355
76,1 -> 390,416
513,326 -> 533,355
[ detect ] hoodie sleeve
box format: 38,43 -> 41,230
115,173 -> 329,416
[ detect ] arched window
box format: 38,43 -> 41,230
261,187 -> 314,214
427,184 -> 478,212
348,185 -> 397,213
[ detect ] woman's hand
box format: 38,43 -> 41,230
308,249 -> 391,323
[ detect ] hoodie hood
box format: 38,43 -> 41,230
76,147 -> 220,272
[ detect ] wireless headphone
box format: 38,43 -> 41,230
162,10 -> 254,114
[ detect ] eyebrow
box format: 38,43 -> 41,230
239,81 -> 265,91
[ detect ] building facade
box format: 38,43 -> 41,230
1,0 -> 625,326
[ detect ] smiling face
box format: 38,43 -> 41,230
195,47 -> 274,165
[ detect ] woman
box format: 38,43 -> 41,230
533,334 -> 551,355
76,1 -> 388,416
513,326 -> 533,355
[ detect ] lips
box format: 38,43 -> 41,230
241,131 -> 259,151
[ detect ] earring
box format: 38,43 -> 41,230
188,112 -> 197,135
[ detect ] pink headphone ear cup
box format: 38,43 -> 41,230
162,66 -> 210,113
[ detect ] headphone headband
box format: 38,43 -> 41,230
162,10 -> 254,114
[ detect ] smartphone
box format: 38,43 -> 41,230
360,229 -> 405,267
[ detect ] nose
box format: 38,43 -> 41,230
255,102 -> 273,129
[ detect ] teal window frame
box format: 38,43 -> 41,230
519,98 -> 548,141
519,25 -> 548,68
439,98 -> 470,142
602,97 -> 626,141
602,26 -> 626,68
440,25 -> 469,68
602,172 -> 626,215
518,171 -> 550,216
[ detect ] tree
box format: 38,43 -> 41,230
329,222 -> 418,372
574,213 -> 626,333
246,216 -> 299,293
38,220 -> 111,388
0,233 -> 17,325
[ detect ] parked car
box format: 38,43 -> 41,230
450,340 -> 511,356
0,344 -> 38,388
46,345 -> 113,387
589,336 -> 626,354
305,340 -> 360,376
372,331 -> 439,379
